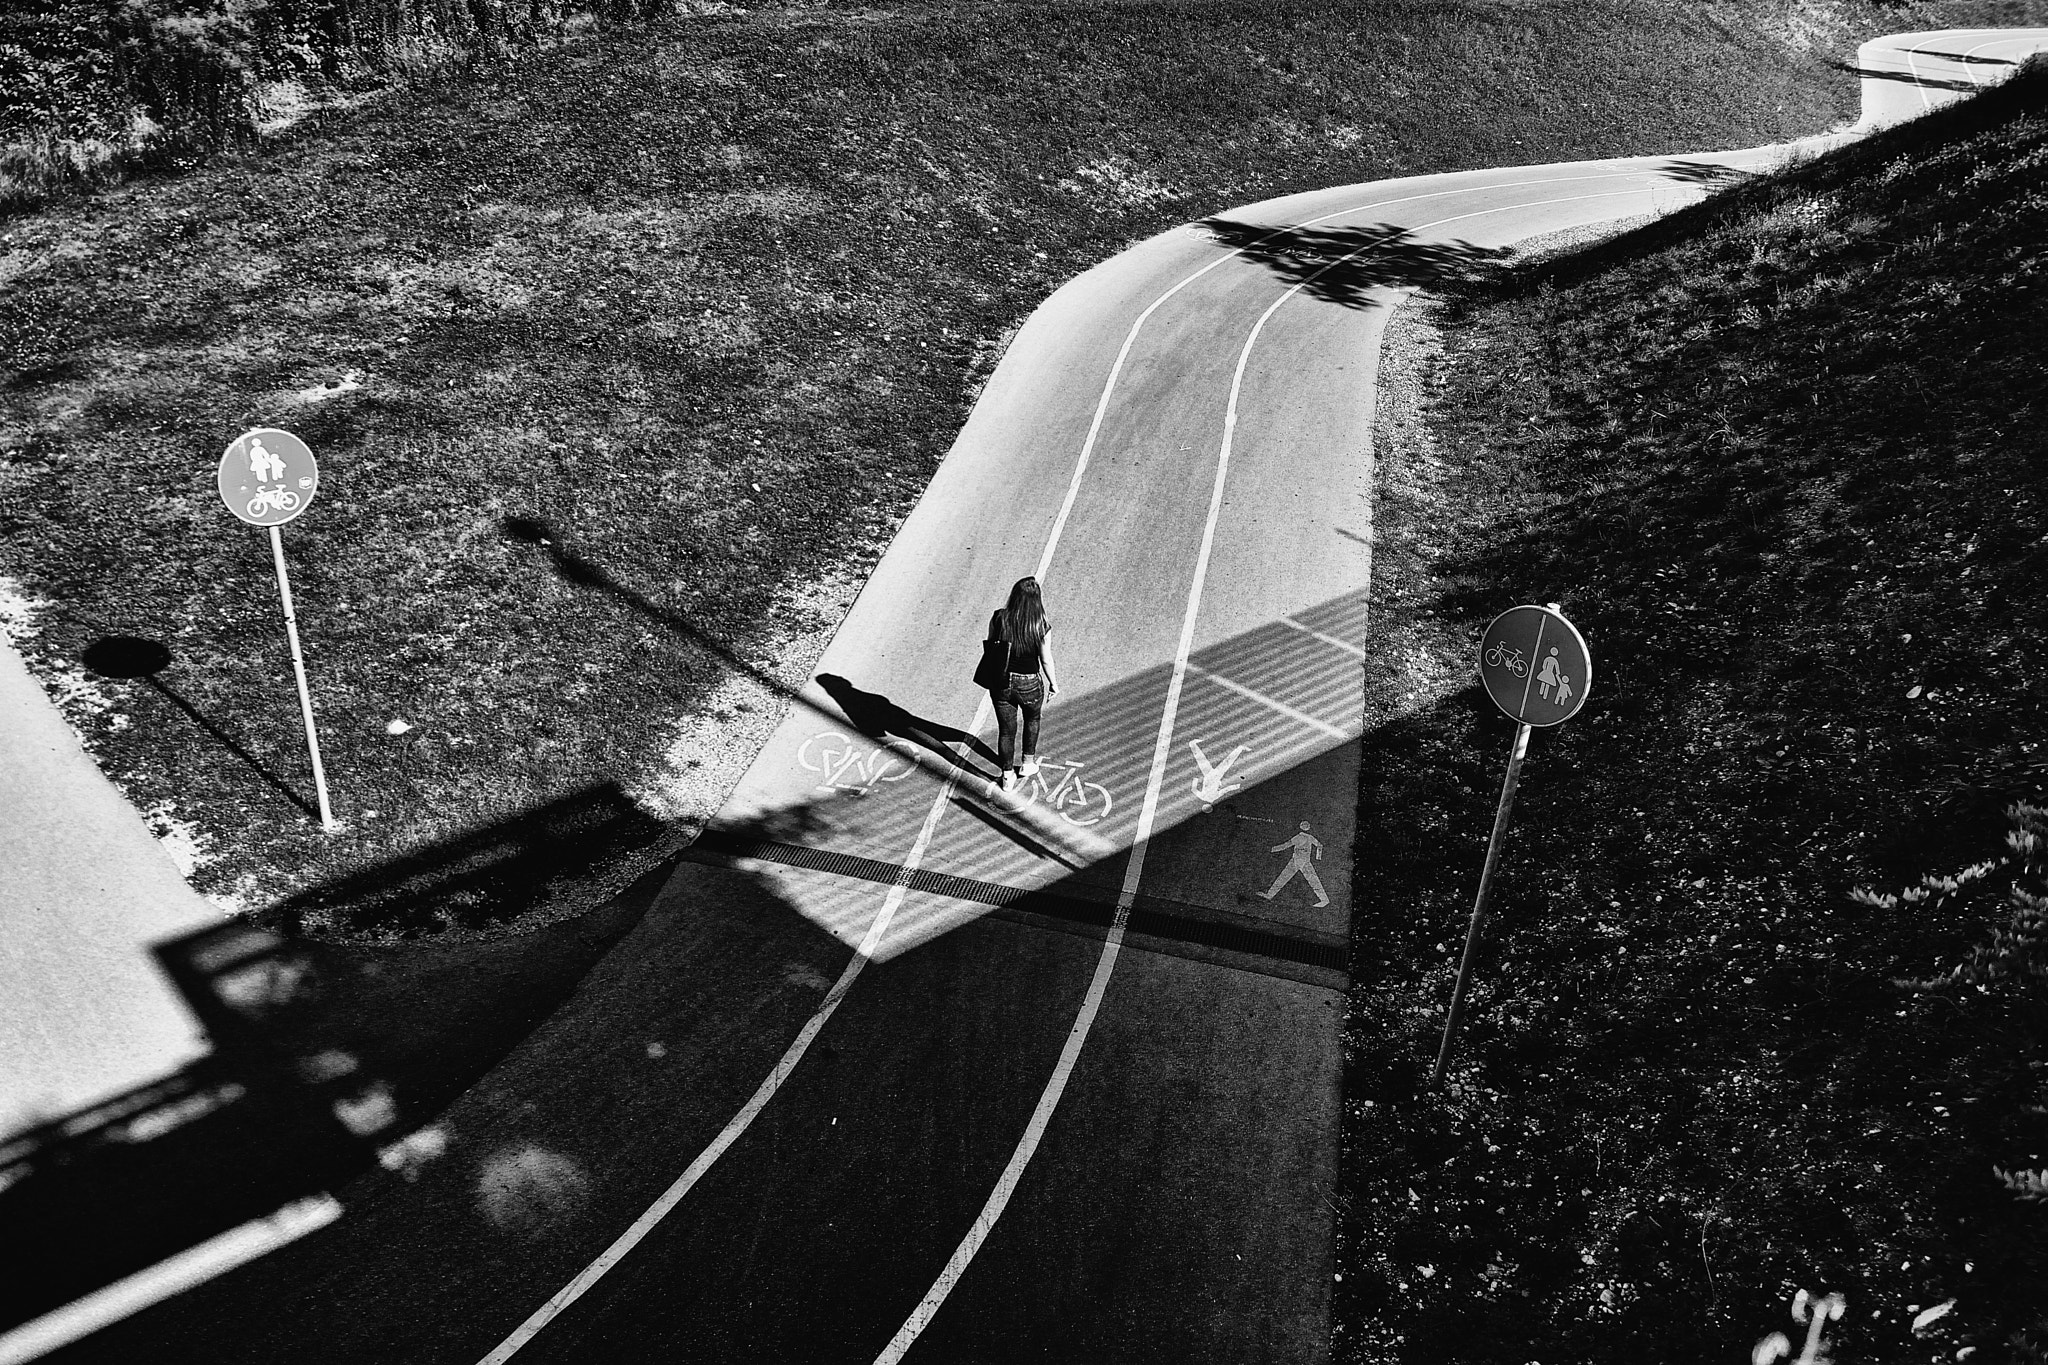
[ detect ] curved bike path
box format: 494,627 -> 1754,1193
26,26 -> 2048,1365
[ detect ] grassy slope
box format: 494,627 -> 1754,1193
1338,64 -> 2048,1364
0,0 -> 1936,926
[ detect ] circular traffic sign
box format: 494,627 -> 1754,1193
1477,604 -> 1592,726
218,428 -> 318,527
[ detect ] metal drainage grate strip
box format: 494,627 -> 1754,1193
685,831 -> 1344,974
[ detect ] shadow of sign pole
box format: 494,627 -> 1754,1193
1432,603 -> 1594,1086
78,636 -> 322,820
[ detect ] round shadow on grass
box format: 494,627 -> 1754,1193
81,636 -> 172,679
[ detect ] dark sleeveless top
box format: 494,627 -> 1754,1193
989,610 -> 1045,675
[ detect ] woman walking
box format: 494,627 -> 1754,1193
986,576 -> 1061,791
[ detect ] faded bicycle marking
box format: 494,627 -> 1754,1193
992,757 -> 1113,827
798,731 -> 917,796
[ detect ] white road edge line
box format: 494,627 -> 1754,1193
872,183 -> 1664,1362
0,1195 -> 340,1365
474,170 -> 1678,1365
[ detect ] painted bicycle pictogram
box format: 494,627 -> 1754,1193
995,758 -> 1114,827
246,486 -> 301,518
798,731 -> 916,796
1483,641 -> 1528,677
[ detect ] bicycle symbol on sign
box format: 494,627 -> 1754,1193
246,487 -> 302,518
1483,641 -> 1528,677
798,731 -> 917,796
994,758 -> 1114,827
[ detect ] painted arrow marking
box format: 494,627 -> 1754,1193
1187,739 -> 1250,806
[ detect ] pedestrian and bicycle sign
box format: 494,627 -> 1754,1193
1478,604 -> 1592,725
1434,602 -> 1595,1086
216,427 -> 336,831
218,428 -> 319,527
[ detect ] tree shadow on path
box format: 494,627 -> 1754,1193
1658,159 -> 1754,188
1825,58 -> 1981,93
1202,218 -> 1515,308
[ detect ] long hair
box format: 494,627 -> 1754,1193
999,576 -> 1048,650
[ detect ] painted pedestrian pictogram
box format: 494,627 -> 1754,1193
1258,821 -> 1330,908
1187,739 -> 1250,809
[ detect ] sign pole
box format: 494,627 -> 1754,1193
1437,601 -> 1594,1086
1433,719 -> 1532,1086
219,427 -> 335,832
267,523 -> 335,832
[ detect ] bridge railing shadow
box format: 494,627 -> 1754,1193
10,535 -> 1386,1345
0,784 -> 667,1336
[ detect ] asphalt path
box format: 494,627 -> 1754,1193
33,28 -> 2048,1364
0,641 -> 216,1131
516,150 -> 1852,1365
1852,27 -> 2048,129
479,150 -> 1864,1365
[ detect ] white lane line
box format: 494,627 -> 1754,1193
873,187 -> 1452,1361
1958,31 -> 2048,88
1892,29 -> 2019,111
871,218 -> 1286,1365
1903,42 -> 1934,115
1279,614 -> 1373,661
0,1195 -> 340,1365
476,170 -> 1669,1365
873,182 -> 1664,1361
1185,663 -> 1350,739
477,770 -> 964,1365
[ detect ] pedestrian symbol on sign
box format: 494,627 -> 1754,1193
248,437 -> 286,484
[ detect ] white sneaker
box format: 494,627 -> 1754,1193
998,770 -> 1018,793
1020,756 -> 1040,778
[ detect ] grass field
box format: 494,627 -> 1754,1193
1335,60 -> 2048,1364
0,0 -> 1956,928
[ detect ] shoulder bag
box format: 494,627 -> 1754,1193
973,615 -> 1011,690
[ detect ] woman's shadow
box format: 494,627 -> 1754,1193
815,674 -> 1001,776
816,675 -> 1082,869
